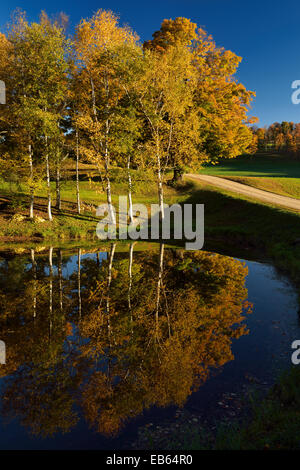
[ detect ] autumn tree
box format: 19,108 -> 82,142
144,17 -> 256,170
0,11 -> 69,220
0,17 -> 41,218
252,121 -> 300,157
136,43 -> 198,218
73,10 -> 139,224
143,17 -> 198,53
107,42 -> 144,223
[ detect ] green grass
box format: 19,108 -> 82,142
199,152 -> 300,178
0,169 -> 189,240
224,176 -> 300,199
198,152 -> 300,200
0,168 -> 182,207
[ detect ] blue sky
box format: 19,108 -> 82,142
1,0 -> 300,127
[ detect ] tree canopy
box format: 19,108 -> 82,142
0,9 -> 256,219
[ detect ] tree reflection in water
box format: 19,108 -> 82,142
0,245 -> 251,437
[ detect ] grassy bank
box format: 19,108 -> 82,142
224,176 -> 300,200
0,168 -> 184,240
137,366 -> 300,450
184,178 -> 300,293
223,366 -> 300,450
199,152 -> 300,199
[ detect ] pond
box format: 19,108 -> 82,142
0,243 -> 298,449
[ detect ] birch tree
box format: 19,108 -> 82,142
74,10 -> 139,224
109,42 -> 144,223
1,12 -> 69,220
136,44 -> 197,219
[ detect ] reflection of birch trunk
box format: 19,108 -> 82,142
56,149 -> 68,212
58,249 -> 63,314
49,247 -> 53,339
155,243 -> 164,337
106,243 -> 116,337
31,249 -> 36,319
78,248 -> 82,320
75,128 -> 81,215
106,243 -> 116,383
127,155 -> 133,223
128,243 -> 134,327
29,144 -> 34,219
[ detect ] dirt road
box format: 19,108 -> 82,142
185,174 -> 300,212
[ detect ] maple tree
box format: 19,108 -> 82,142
144,17 -> 256,173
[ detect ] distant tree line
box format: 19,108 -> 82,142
251,121 -> 300,157
0,10 -> 256,220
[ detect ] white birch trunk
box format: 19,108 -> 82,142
55,164 -> 61,211
127,155 -> 133,223
45,136 -> 53,221
76,128 -> 81,214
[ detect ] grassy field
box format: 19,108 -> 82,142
224,176 -> 300,199
199,152 -> 300,199
0,168 -> 190,240
0,170 -> 299,287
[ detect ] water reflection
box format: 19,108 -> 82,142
0,245 -> 251,438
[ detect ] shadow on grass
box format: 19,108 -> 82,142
182,179 -> 300,237
0,190 -> 99,223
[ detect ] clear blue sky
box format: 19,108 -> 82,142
1,0 -> 300,127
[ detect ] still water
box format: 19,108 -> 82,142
0,244 -> 298,449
